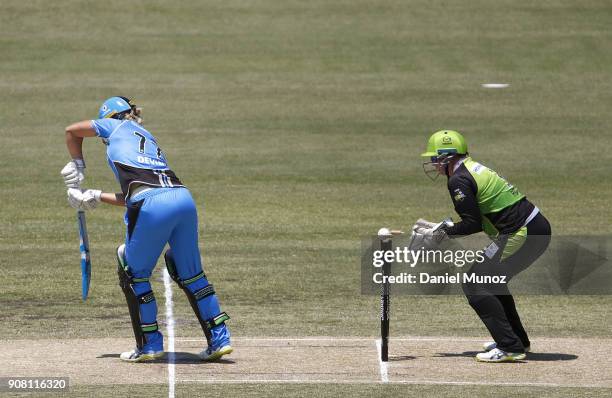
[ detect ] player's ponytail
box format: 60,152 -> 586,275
116,96 -> 143,124
124,107 -> 143,125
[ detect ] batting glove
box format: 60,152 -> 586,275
61,159 -> 86,188
67,188 -> 101,211
81,189 -> 102,210
67,188 -> 84,210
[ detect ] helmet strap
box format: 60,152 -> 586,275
438,154 -> 459,176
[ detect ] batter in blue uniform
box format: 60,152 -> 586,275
61,96 -> 232,362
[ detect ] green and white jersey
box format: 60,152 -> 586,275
445,157 -> 538,237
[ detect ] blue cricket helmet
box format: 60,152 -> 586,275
98,96 -> 134,119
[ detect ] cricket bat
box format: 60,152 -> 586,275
77,210 -> 91,301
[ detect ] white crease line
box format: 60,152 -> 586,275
163,269 -> 176,398
175,337 -> 485,343
176,336 -> 612,343
175,337 -> 374,342
177,379 -> 609,388
375,339 -> 389,383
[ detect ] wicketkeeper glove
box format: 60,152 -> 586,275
61,159 -> 86,188
413,218 -> 437,230
413,225 -> 448,245
412,218 -> 454,247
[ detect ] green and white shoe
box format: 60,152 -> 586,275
199,345 -> 233,361
120,348 -> 165,363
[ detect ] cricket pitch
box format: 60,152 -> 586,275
2,336 -> 611,388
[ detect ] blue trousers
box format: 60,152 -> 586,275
124,187 -> 230,350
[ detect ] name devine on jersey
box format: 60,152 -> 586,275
137,156 -> 166,167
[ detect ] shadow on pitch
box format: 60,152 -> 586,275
389,355 -> 416,361
173,352 -> 235,364
97,352 -> 235,364
434,351 -> 578,361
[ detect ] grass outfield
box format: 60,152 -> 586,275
0,1 -> 611,395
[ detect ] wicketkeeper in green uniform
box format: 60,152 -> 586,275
415,130 -> 551,362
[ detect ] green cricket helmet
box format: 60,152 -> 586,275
421,130 -> 468,180
421,130 -> 468,158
